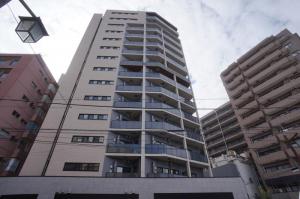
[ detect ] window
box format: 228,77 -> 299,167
78,114 -> 108,120
107,23 -> 124,26
12,110 -> 20,118
105,30 -> 123,33
22,95 -> 29,102
0,129 -> 9,138
257,145 -> 281,157
84,95 -> 111,101
100,46 -> 120,50
103,38 -> 121,41
31,81 -> 37,89
110,17 -> 137,21
72,136 -> 104,143
89,80 -> 114,85
96,56 -> 118,60
93,67 -> 115,71
63,162 -> 100,171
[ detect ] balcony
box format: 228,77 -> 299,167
146,86 -> 178,100
146,72 -> 175,85
122,49 -> 143,55
179,97 -> 195,108
146,102 -> 181,117
116,85 -> 142,92
186,130 -> 203,142
113,101 -> 142,108
145,61 -> 166,69
124,41 -> 143,46
126,26 -> 144,30
145,144 -> 187,159
105,172 -> 140,178
125,33 -> 144,38
146,50 -> 165,59
146,41 -> 163,47
177,83 -> 193,95
146,34 -> 163,41
120,60 -> 143,66
145,121 -> 182,131
189,151 -> 208,163
110,121 -> 142,129
183,112 -> 199,123
118,71 -> 143,77
107,143 -> 141,153
147,173 -> 186,178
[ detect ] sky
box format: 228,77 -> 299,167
1,0 -> 300,116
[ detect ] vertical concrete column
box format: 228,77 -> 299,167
140,16 -> 147,177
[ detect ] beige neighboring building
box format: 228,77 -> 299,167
200,102 -> 247,158
221,29 -> 300,195
20,10 -> 209,178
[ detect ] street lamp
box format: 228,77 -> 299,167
14,0 -> 49,43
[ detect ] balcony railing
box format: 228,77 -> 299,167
146,50 -> 165,58
146,102 -> 181,117
186,131 -> 203,142
179,97 -> 195,107
124,41 -> 143,46
120,60 -> 143,66
125,33 -> 144,38
146,42 -> 163,47
146,72 -> 175,85
189,151 -> 208,163
177,83 -> 192,95
145,61 -> 166,69
113,101 -> 142,108
145,121 -> 182,131
107,143 -> 141,153
145,144 -> 187,158
116,85 -> 142,92
122,49 -> 143,55
146,86 -> 178,100
183,112 -> 199,123
105,172 -> 140,178
110,121 -> 142,129
118,71 -> 143,77
147,173 -> 186,178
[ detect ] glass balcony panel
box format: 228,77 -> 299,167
145,121 -> 182,131
145,144 -> 187,158
107,143 -> 141,153
189,151 -> 208,163
113,101 -> 142,108
111,121 -> 142,129
119,71 -> 143,77
116,85 -> 142,91
146,102 -> 181,117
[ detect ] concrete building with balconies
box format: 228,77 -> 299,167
20,10 -> 208,178
221,29 -> 300,195
200,102 -> 247,158
0,54 -> 57,176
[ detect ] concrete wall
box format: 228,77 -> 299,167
0,177 -> 249,199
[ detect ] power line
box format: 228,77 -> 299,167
1,97 -> 300,111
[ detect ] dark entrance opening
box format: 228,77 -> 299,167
154,192 -> 234,199
0,195 -> 38,199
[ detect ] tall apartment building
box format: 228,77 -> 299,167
221,29 -> 300,193
0,54 -> 57,176
20,10 -> 209,178
200,102 -> 247,158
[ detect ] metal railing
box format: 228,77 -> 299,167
177,83 -> 192,95
118,71 -> 143,77
124,41 -> 144,46
113,101 -> 142,108
120,60 -> 143,66
147,173 -> 186,178
186,130 -> 203,141
183,112 -> 199,123
146,72 -> 175,85
145,121 -> 182,131
125,33 -> 144,37
122,49 -> 143,55
116,85 -> 142,92
107,143 -> 141,153
110,121 -> 142,129
145,144 -> 187,158
146,102 -> 181,117
146,86 -> 178,100
145,61 -> 166,69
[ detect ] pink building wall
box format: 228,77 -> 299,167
0,54 -> 57,176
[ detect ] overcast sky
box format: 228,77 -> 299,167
1,0 -> 300,116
